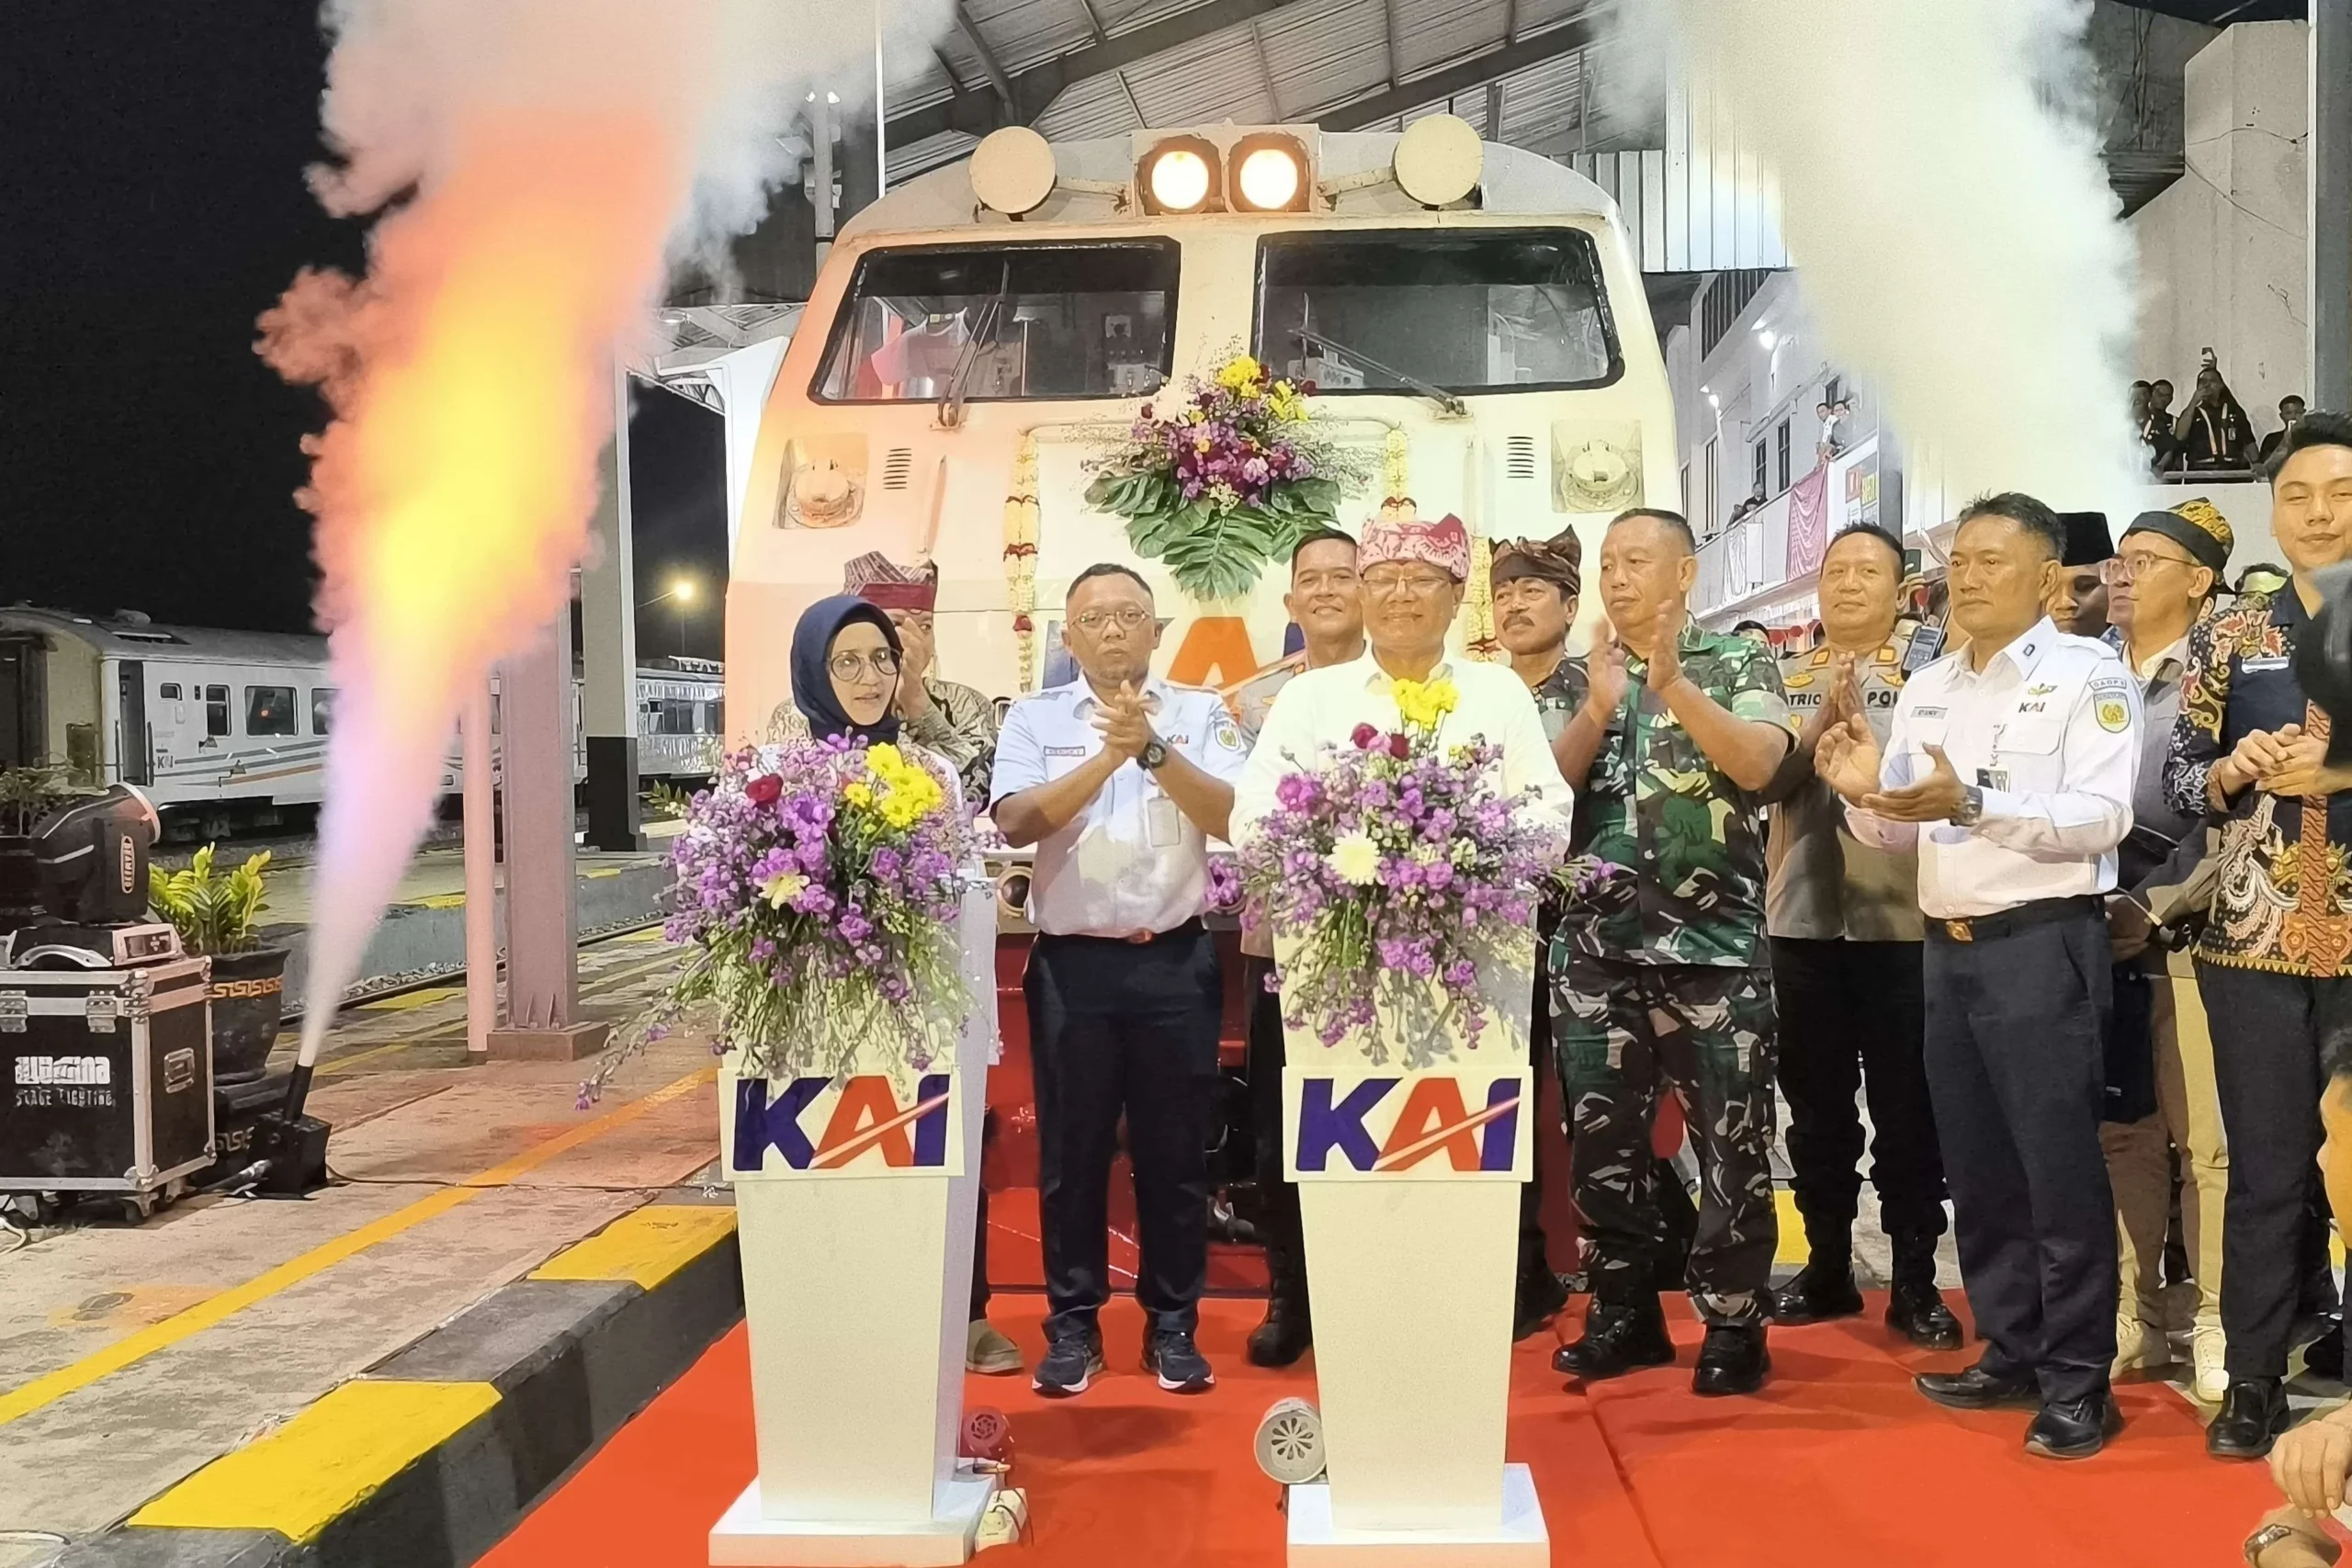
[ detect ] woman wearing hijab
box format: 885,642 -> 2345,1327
761,594 -> 1018,1372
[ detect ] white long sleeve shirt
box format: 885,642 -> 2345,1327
1844,617 -> 2141,919
1230,652 -> 1574,852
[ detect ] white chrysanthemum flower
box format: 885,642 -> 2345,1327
1328,832 -> 1380,886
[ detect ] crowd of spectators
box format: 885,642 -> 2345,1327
2134,353 -> 2305,478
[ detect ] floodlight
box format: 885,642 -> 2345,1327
1138,137 -> 1221,215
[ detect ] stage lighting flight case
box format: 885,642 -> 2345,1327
0,956 -> 214,1220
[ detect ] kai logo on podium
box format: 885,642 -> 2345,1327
725,1071 -> 966,1179
1283,1067 -> 1532,1182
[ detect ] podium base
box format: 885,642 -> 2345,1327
708,1473 -> 1000,1566
1286,1464 -> 1547,1566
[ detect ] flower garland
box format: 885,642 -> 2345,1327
1084,352 -> 1372,602
1003,434 -> 1040,691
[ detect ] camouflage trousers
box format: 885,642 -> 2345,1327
1553,954 -> 1780,1325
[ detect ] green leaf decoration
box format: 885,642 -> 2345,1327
149,843 -> 273,955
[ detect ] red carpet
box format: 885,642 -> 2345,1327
480,1293 -> 2277,1567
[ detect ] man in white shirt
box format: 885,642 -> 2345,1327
1817,492 -> 2142,1460
991,563 -> 1250,1400
1232,511 -> 1574,843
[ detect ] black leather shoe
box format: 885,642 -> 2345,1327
2303,1323 -> 2346,1382
1555,1295 -> 1675,1382
1513,1268 -> 1571,1342
1246,1293 -> 1312,1369
2024,1393 -> 2123,1459
1915,1360 -> 2039,1411
1771,1258 -> 1863,1324
2207,1377 -> 2290,1460
1691,1323 -> 1770,1396
1885,1279 -> 1964,1351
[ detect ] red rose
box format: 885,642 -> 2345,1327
745,773 -> 783,806
1351,722 -> 1380,750
1386,733 -> 1411,760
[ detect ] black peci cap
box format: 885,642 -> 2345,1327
2057,512 -> 2113,568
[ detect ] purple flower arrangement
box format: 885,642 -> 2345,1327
1239,697 -> 1602,1067
580,737 -> 973,1103
1083,352 -> 1374,602
1204,852 -> 1244,917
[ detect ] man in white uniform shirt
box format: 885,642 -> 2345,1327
1817,492 -> 2142,1461
1232,509 -> 1574,846
991,563 -> 1250,1399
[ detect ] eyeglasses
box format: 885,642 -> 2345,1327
1362,570 -> 1457,599
2101,550 -> 2194,585
828,649 -> 900,681
1072,607 -> 1152,632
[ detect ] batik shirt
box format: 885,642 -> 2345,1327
1566,624 -> 1791,966
1528,656 -> 1590,744
766,675 -> 997,807
2165,588 -> 2352,976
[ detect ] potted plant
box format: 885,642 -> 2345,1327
150,844 -> 284,1083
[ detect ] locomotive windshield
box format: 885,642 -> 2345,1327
813,240 -> 1179,403
1253,229 -> 1621,396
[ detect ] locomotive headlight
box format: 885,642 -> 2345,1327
1138,137 -> 1220,215
1230,137 -> 1308,212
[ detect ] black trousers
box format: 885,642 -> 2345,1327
971,1110 -> 995,1323
1770,936 -> 1947,1254
1245,956 -> 1308,1309
2198,962 -> 2350,1378
1521,960 -> 1555,1286
1924,909 -> 2116,1401
1026,925 -> 1221,1338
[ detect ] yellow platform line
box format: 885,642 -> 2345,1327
356,986 -> 464,1013
532,1203 -> 737,1292
0,1066 -> 716,1430
130,1380 -> 499,1542
1773,1189 -> 1805,1269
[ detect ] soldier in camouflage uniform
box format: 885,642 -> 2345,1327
1548,508 -> 1795,1397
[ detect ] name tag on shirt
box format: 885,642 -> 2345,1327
1147,795 -> 1182,847
1976,768 -> 2008,790
2244,656 -> 2290,672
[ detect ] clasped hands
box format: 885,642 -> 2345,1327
2211,723 -> 2352,802
1815,711 -> 1971,823
1088,681 -> 1158,761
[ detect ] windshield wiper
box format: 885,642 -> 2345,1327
938,263 -> 1012,429
1288,327 -> 1467,417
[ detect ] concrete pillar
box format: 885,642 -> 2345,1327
581,363 -> 641,852
461,679 -> 497,1058
487,614 -> 607,1061
2317,0 -> 2352,411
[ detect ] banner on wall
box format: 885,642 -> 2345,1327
1784,463 -> 1831,578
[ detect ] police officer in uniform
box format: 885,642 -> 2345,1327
1817,492 -> 2141,1460
1761,523 -> 1961,1349
990,563 -> 1251,1399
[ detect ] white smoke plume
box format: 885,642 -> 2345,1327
263,0 -> 946,1061
1643,0 -> 2143,523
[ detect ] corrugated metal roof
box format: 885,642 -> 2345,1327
1033,72 -> 1145,139
1124,24 -> 1282,126
1392,0 -> 1510,79
956,0 -> 1101,74
887,130 -> 982,185
1258,0 -> 1388,119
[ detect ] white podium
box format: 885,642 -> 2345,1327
1279,928 -> 1548,1566
710,886 -> 1001,1567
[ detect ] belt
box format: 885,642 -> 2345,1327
1037,919 -> 1206,947
1923,895 -> 2103,944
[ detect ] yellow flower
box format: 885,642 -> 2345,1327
760,871 -> 809,908
1267,380 -> 1304,422
1391,678 -> 1459,732
842,780 -> 874,808
1216,354 -> 1263,392
1328,832 -> 1381,886
864,744 -> 944,829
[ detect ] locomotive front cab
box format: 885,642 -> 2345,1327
728,117 -> 1678,739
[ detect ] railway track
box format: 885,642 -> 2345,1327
282,910 -> 673,1027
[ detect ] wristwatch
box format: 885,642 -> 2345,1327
1137,739 -> 1170,773
1952,784 -> 1984,828
2245,1518 -> 2340,1566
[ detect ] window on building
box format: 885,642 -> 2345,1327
244,685 -> 298,737
204,684 -> 230,738
702,699 -> 724,735
1703,435 -> 1720,536
1752,439 -> 1769,497
311,687 -> 336,735
1776,418 -> 1792,491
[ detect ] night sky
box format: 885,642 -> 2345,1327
1,3 -> 730,663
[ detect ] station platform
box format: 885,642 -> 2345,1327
0,930 -> 717,1568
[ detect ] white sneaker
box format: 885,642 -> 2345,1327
2190,1325 -> 2228,1403
2113,1314 -> 2171,1375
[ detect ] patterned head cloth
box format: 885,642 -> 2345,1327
2120,496 -> 2234,577
1489,527 -> 1582,600
1359,501 -> 1472,581
842,550 -> 938,612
